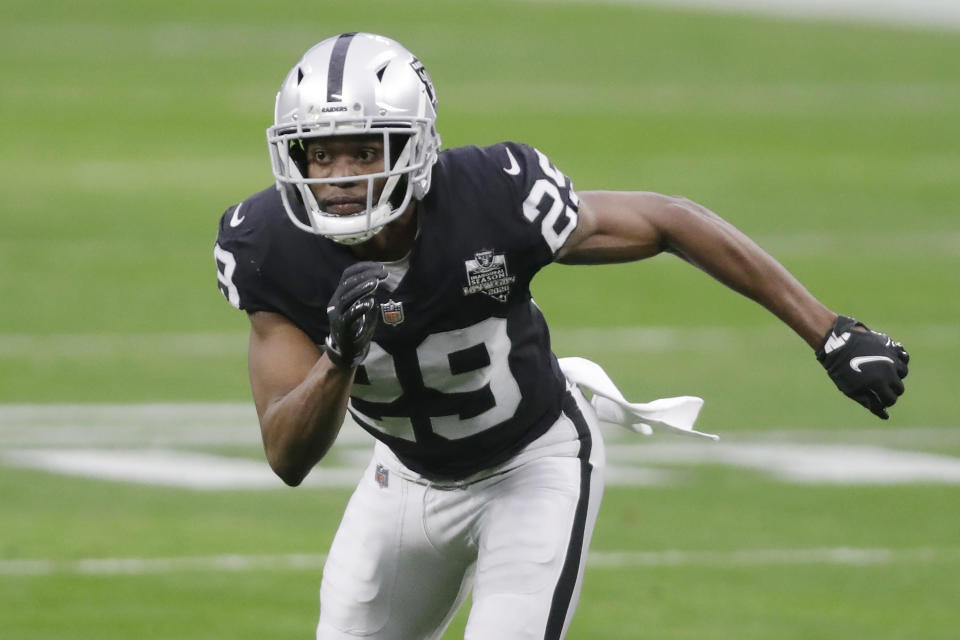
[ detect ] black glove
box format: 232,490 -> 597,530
815,315 -> 909,419
323,262 -> 386,370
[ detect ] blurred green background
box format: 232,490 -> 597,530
1,1 -> 958,638
2,0 -> 957,427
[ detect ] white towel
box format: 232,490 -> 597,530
558,356 -> 719,441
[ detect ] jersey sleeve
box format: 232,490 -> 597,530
496,141 -> 581,267
213,201 -> 273,313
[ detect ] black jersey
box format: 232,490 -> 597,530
214,142 -> 581,479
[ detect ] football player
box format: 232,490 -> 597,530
213,33 -> 909,640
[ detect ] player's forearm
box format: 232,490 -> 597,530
661,197 -> 836,349
259,358 -> 354,486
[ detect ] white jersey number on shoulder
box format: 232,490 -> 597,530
521,149 -> 580,253
213,243 -> 241,309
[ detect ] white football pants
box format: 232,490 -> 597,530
316,385 -> 605,640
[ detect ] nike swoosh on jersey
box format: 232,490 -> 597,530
503,148 -> 521,176
849,355 -> 894,372
229,202 -> 246,228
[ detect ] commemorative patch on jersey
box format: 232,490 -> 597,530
461,250 -> 516,303
380,299 -> 405,326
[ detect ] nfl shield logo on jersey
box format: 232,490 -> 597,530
380,300 -> 404,326
374,464 -> 389,488
461,250 -> 516,303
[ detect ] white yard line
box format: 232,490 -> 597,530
606,442 -> 960,484
3,404 -> 957,448
552,324 -> 958,354
3,547 -> 959,577
6,441 -> 960,489
0,554 -> 329,577
0,323 -> 955,358
0,403 -> 269,447
0,332 -> 248,358
537,0 -> 960,30
2,404 -> 959,489
588,546 -> 960,567
0,448 -> 365,489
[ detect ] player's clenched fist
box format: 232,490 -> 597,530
324,262 -> 387,370
816,315 -> 909,419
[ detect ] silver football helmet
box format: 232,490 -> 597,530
267,33 -> 441,244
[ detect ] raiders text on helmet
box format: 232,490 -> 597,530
266,33 -> 441,244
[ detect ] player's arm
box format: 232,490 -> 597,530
558,190 -> 908,418
559,190 -> 834,347
248,311 -> 354,486
247,262 -> 386,486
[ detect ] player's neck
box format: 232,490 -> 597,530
349,204 -> 419,262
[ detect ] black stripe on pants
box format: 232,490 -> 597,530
544,391 -> 593,640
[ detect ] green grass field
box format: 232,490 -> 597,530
2,1 -> 958,638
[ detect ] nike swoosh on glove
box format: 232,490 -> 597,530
324,262 -> 387,370
815,315 -> 910,419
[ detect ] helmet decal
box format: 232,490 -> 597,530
326,32 -> 357,103
410,57 -> 438,113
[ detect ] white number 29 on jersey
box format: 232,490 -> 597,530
350,317 -> 522,442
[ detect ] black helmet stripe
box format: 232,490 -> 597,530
326,32 -> 357,102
